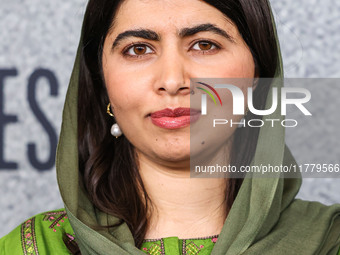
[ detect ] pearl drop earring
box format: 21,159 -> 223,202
106,103 -> 122,138
110,123 -> 122,138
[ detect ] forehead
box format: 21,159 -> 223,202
111,0 -> 236,34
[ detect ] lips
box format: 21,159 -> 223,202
149,107 -> 200,129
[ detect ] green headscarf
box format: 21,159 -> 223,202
56,1 -> 340,254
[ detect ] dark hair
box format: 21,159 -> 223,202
74,0 -> 278,252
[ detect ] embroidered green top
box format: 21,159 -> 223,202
140,236 -> 218,255
0,209 -> 74,255
0,209 -> 219,255
2,208 -> 340,255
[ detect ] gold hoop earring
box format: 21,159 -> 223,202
106,103 -> 122,138
245,107 -> 249,116
107,103 -> 114,117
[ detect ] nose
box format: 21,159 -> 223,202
155,47 -> 190,96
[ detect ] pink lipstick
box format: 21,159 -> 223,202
150,107 -> 200,129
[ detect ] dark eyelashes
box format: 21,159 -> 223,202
122,42 -> 154,58
191,40 -> 221,53
121,40 -> 222,59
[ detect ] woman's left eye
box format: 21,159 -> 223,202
191,41 -> 219,52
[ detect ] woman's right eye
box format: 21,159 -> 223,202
123,44 -> 154,58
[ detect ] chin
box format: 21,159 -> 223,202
150,143 -> 190,165
162,154 -> 190,163
157,148 -> 190,161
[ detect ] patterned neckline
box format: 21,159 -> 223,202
141,234 -> 219,255
143,234 -> 219,242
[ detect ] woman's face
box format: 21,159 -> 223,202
102,0 -> 255,168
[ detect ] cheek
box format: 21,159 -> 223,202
221,49 -> 255,78
104,62 -> 147,115
200,47 -> 255,79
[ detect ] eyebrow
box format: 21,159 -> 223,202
179,23 -> 234,42
111,23 -> 235,50
112,29 -> 160,49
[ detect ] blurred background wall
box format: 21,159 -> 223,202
1,0 -> 339,237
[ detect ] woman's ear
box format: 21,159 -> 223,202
253,77 -> 259,90
253,66 -> 260,90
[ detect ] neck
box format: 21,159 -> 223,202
138,154 -> 228,239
